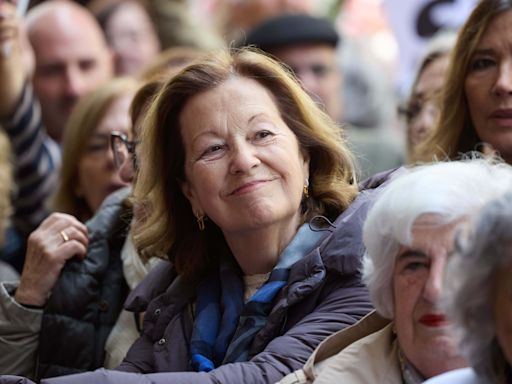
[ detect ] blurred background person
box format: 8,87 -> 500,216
138,46 -> 205,82
0,78 -> 137,379
416,0 -> 512,164
0,49 -> 202,379
0,0 -> 113,272
425,191 -> 512,384
88,0 -> 161,77
26,0 -> 113,143
52,78 -> 135,221
280,159 -> 512,383
145,0 -> 223,51
0,131 -> 19,282
213,0 -> 317,43
400,30 -> 456,163
241,13 -> 404,180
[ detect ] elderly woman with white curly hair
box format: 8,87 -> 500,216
424,192 -> 512,384
279,158 -> 512,384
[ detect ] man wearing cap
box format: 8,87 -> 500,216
242,13 -> 404,180
243,13 -> 342,121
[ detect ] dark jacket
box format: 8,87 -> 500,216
31,170 -> 395,384
36,188 -> 133,379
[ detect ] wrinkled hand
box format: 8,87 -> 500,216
15,213 -> 89,307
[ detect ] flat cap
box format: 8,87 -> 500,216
240,13 -> 340,51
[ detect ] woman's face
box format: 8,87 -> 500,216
494,260 -> 512,365
105,1 -> 161,76
180,76 -> 309,238
465,9 -> 512,163
393,216 -> 467,378
77,94 -> 132,213
408,55 -> 450,148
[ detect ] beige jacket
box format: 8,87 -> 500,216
278,311 -> 399,384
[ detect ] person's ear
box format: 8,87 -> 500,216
180,179 -> 203,218
301,150 -> 310,181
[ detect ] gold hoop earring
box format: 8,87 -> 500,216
196,214 -> 206,231
303,179 -> 309,198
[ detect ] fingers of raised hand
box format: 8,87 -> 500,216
29,213 -> 89,261
41,212 -> 88,238
57,228 -> 88,260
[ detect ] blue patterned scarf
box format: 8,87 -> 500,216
190,222 -> 326,371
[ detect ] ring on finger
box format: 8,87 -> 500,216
60,230 -> 70,243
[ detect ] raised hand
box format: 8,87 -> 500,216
15,213 -> 89,306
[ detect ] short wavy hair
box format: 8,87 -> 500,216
133,48 -> 358,281
443,192 -> 512,382
414,0 -> 512,162
362,158 -> 512,319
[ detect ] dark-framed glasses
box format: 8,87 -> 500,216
110,131 -> 138,170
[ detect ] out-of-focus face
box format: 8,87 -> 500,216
494,260 -> 512,365
180,76 -> 309,243
271,43 -> 342,121
393,216 -> 467,378
465,9 -> 512,164
29,6 -> 112,142
104,1 -> 161,76
408,54 -> 450,148
77,94 -> 132,214
225,0 -> 316,31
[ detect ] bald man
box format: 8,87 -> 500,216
27,0 -> 113,142
0,0 -> 112,268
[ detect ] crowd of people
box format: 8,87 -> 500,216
0,0 -> 511,383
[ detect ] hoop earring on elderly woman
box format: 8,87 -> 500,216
196,213 -> 206,231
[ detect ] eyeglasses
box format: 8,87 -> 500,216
110,131 -> 138,170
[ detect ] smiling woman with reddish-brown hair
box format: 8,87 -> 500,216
25,47 -> 397,384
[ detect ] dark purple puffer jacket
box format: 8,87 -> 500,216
13,170 -> 396,384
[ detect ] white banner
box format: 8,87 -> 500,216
382,0 -> 478,95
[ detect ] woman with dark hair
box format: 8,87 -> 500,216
88,0 -> 161,76
401,31 -> 455,162
416,0 -> 512,164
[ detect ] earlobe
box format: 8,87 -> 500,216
180,179 -> 202,216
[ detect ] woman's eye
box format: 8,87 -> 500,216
201,144 -> 224,158
470,57 -> 495,71
86,142 -> 108,153
254,130 -> 273,140
404,261 -> 428,271
406,100 -> 422,122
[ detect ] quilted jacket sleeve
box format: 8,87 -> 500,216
0,282 -> 41,379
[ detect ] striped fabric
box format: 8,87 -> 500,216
0,83 -> 61,234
